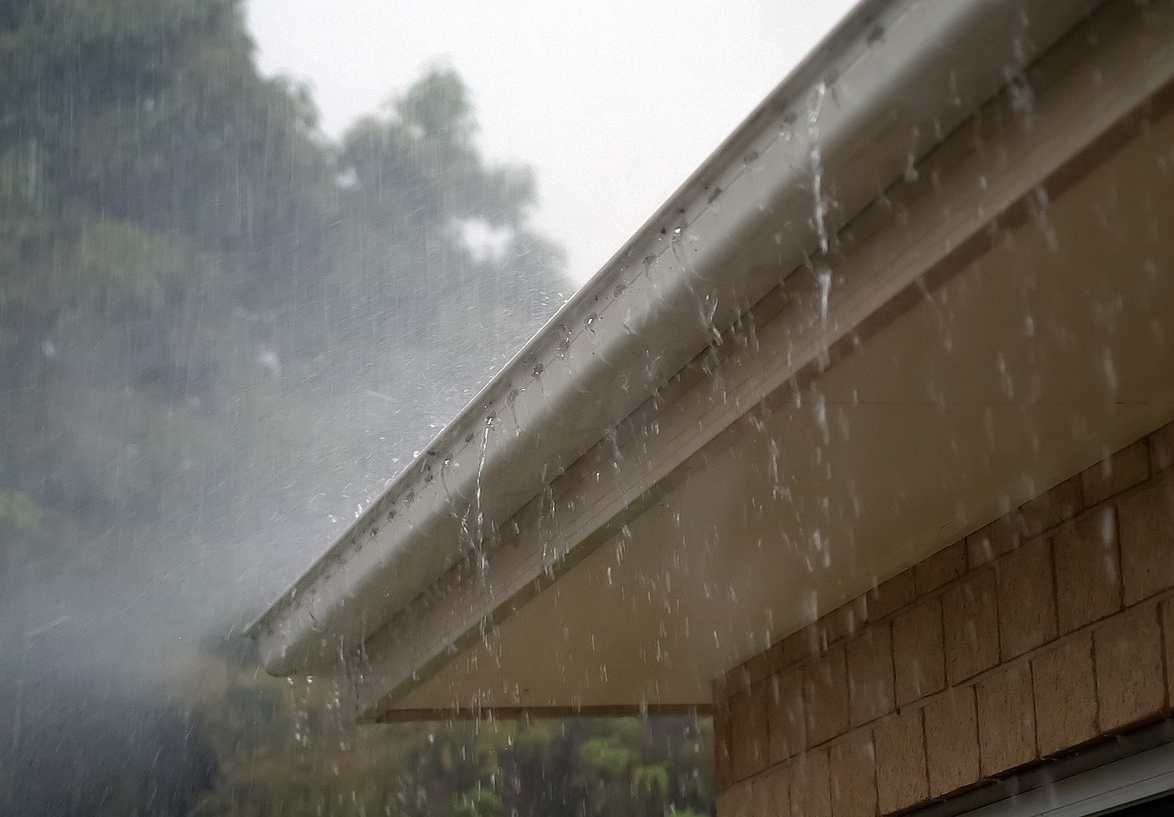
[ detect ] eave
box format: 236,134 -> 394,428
250,0 -> 1174,722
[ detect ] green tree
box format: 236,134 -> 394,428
0,3 -> 718,816
332,65 -> 566,347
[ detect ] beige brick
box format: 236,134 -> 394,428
915,541 -> 968,594
744,652 -> 772,686
1032,632 -> 1097,756
804,645 -> 850,747
731,685 -> 769,779
823,596 -> 869,645
997,537 -> 1057,659
846,623 -> 894,727
766,639 -> 789,675
967,513 -> 1024,567
781,625 -> 820,668
748,776 -> 768,817
944,568 -> 1000,684
715,697 -> 734,791
1150,421 -> 1174,473
1163,598 -> 1174,707
893,600 -> 946,706
768,668 -> 807,764
874,709 -> 929,814
977,663 -> 1036,776
866,571 -> 916,620
1053,506 -> 1121,634
750,681 -> 772,771
754,763 -> 791,817
1119,472 -> 1174,605
714,673 -> 733,701
1083,441 -> 1149,506
1020,474 -> 1083,538
924,686 -> 980,798
724,665 -> 752,698
1095,602 -> 1166,732
829,732 -> 877,817
790,747 -> 832,817
718,780 -> 752,817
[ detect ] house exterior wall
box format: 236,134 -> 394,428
714,419 -> 1174,817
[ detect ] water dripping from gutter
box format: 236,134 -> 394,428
474,417 -> 492,574
671,223 -> 725,347
808,81 -> 830,255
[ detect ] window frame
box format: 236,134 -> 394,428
963,738 -> 1174,817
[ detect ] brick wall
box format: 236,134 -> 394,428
714,420 -> 1174,817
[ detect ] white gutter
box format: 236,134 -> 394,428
250,0 -> 1096,675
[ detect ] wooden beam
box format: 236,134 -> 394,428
368,703 -> 712,724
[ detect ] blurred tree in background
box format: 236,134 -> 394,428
0,1 -> 712,815
0,0 -> 564,527
178,643 -> 712,817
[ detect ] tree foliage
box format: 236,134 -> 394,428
175,643 -> 713,817
0,0 -> 566,525
0,1 -> 711,815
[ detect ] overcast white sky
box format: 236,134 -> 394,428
246,0 -> 858,285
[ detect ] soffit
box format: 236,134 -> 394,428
377,103 -> 1174,718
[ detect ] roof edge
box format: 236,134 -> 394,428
250,0 -> 1097,675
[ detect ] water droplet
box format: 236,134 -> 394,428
817,268 -> 832,320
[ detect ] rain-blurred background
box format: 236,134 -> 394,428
0,0 -> 850,814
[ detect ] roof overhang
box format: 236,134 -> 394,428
250,0 -> 1174,721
